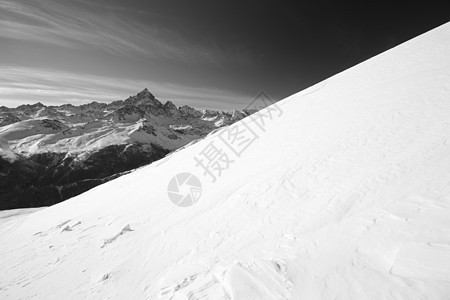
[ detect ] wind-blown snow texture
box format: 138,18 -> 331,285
1,23 -> 450,299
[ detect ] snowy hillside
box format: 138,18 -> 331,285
1,22 -> 450,299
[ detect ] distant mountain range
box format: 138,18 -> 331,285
0,89 -> 256,209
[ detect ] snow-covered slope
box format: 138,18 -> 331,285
2,23 -> 450,299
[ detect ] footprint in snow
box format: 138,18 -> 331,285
55,219 -> 71,229
61,225 -> 72,232
99,273 -> 111,282
101,224 -> 133,248
60,221 -> 82,232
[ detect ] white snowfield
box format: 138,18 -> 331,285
1,22 -> 450,299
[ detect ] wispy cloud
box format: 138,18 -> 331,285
0,66 -> 252,110
0,0 -> 227,63
0,2 -> 256,110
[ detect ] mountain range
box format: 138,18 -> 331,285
0,89 -> 256,209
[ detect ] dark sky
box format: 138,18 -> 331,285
0,0 -> 449,109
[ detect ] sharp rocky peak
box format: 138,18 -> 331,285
124,88 -> 162,107
136,88 -> 155,100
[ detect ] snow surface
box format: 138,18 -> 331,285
1,23 -> 450,299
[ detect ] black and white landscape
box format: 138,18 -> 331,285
1,23 -> 450,299
1,1 -> 450,299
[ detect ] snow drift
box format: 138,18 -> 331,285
1,22 -> 450,299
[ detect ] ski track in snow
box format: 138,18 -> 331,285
1,23 -> 450,299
